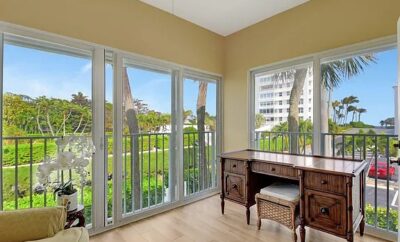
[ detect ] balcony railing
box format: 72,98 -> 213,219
0,131 -> 218,225
254,131 -> 399,233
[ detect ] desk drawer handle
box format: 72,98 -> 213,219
271,167 -> 276,172
320,207 -> 329,215
321,180 -> 328,185
232,184 -> 238,190
232,164 -> 237,168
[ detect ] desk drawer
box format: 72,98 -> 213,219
304,171 -> 346,195
305,189 -> 346,236
224,173 -> 246,203
224,159 -> 246,175
252,162 -> 297,179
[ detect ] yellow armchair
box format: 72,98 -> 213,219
0,207 -> 89,242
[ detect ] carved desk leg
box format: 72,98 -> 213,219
299,170 -> 306,242
359,170 -> 365,236
220,158 -> 225,215
346,177 -> 354,242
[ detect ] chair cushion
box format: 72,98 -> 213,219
0,207 -> 66,242
26,227 -> 89,242
260,182 -> 300,202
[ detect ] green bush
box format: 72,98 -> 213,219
365,204 -> 398,232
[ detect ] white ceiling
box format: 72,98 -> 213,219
140,0 -> 309,36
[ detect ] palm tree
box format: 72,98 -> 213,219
122,67 -> 141,210
196,81 -> 208,190
331,100 -> 341,123
272,54 -> 375,153
342,96 -> 359,123
347,105 -> 358,123
357,108 -> 367,121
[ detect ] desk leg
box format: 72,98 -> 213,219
359,170 -> 365,236
220,195 -> 225,214
246,206 -> 250,225
221,159 -> 225,215
299,170 -> 306,242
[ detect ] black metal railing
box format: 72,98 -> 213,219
321,133 -> 398,232
254,131 -> 313,155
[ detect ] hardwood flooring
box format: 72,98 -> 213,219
90,195 -> 387,242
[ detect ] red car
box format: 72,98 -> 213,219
368,161 -> 396,180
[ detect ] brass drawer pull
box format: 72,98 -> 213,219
232,184 -> 238,190
232,164 -> 237,168
271,167 -> 276,172
321,180 -> 328,185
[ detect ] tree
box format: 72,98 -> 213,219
331,100 -> 341,123
122,67 -> 141,210
357,108 -> 367,121
255,114 -> 266,129
271,54 -> 375,153
71,92 -> 90,107
380,120 -> 385,127
196,81 -> 208,190
347,105 -> 358,123
342,96 -> 359,123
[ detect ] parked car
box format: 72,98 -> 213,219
368,161 -> 396,180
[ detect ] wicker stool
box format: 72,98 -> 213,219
256,182 -> 300,242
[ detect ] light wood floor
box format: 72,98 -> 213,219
90,195 -> 387,242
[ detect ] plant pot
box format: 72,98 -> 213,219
57,191 -> 78,211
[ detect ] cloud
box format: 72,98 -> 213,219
80,63 -> 92,74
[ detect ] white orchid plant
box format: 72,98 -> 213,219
37,136 -> 95,188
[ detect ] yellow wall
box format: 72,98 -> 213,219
0,0 -> 224,74
1,0 -> 400,151
223,0 -> 400,150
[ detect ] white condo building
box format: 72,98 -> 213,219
255,71 -> 313,131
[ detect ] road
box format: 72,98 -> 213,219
366,183 -> 398,209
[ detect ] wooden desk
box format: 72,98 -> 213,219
219,150 -> 370,242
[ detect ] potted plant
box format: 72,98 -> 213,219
54,181 -> 78,211
36,136 -> 95,211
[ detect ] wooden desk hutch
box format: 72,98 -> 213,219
219,150 -> 369,242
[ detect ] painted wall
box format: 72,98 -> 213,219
223,0 -> 400,150
0,0 -> 224,74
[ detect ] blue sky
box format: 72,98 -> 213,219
3,43 -> 396,126
330,48 -> 397,126
4,44 -> 217,118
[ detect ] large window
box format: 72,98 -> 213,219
0,27 -> 221,234
250,39 -> 398,236
2,36 -> 94,223
252,62 -> 313,155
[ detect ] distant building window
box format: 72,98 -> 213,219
286,91 -> 290,96
279,92 -> 282,97
279,100 -> 282,105
260,102 -> 267,107
308,107 -> 311,112
279,117 -> 283,121
309,89 -> 312,94
299,107 -> 304,113
299,99 -> 304,104
309,98 -> 312,103
279,109 -> 283,113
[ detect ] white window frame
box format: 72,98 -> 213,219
248,35 -> 396,241
0,21 -> 223,236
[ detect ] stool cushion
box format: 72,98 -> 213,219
260,182 -> 299,202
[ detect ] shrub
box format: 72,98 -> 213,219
365,204 -> 398,232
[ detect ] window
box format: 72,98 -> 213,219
252,61 -> 313,155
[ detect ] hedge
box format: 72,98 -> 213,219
365,204 -> 398,232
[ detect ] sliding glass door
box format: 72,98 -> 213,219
120,60 -> 175,218
183,75 -> 218,197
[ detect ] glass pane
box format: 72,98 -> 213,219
254,63 -> 313,154
2,41 -> 93,224
183,77 -> 217,197
122,62 -> 172,214
320,48 -> 398,232
105,54 -> 113,225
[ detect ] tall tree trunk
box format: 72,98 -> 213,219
36,109 -> 44,135
123,67 -> 141,210
288,68 -> 307,154
196,81 -> 208,190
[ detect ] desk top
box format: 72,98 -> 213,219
220,149 -> 370,177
